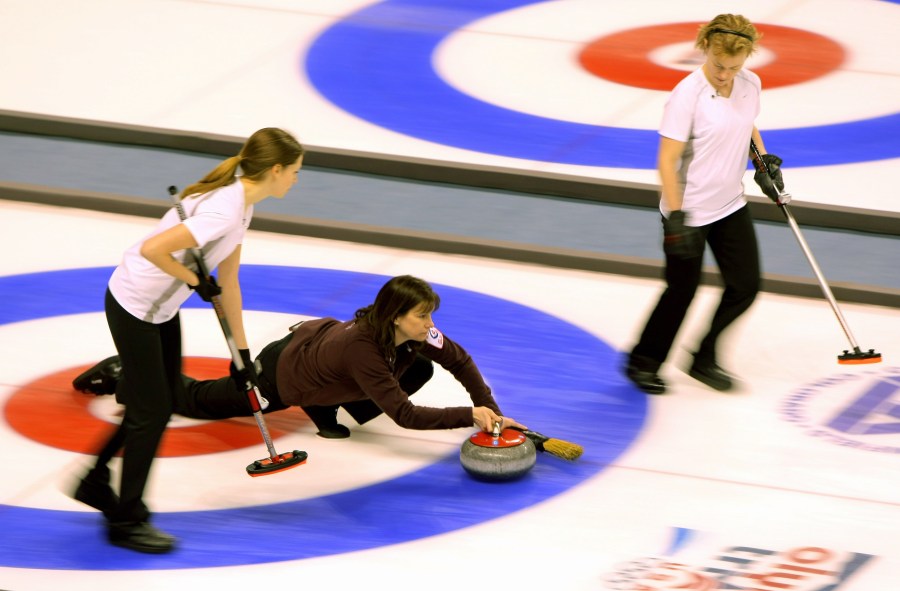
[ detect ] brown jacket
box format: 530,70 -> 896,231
275,318 -> 501,430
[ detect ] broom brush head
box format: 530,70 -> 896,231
513,428 -> 584,461
837,348 -> 881,364
541,437 -> 584,461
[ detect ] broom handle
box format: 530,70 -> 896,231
749,143 -> 863,353
778,205 -> 860,350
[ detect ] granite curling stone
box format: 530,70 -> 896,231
460,427 -> 536,481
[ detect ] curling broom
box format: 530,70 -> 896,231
168,186 -> 307,476
750,142 -> 881,365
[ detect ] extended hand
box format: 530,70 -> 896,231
472,407 -> 526,432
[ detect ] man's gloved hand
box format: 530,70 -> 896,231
753,153 -> 789,204
189,273 -> 222,302
230,348 -> 259,390
663,211 -> 703,259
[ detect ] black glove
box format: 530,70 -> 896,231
663,211 -> 703,259
753,153 -> 787,203
230,348 -> 259,390
189,273 -> 222,302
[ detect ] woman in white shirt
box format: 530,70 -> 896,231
625,14 -> 785,395
72,127 -> 304,553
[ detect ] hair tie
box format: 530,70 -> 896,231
710,28 -> 754,42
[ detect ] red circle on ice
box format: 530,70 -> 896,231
579,22 -> 845,90
4,357 -> 305,456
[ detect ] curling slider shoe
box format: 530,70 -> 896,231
246,450 -> 308,477
838,347 -> 882,365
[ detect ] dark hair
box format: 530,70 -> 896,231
180,127 -> 304,199
696,14 -> 760,57
355,275 -> 441,361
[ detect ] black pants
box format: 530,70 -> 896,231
301,353 -> 435,429
174,333 -> 291,420
630,205 -> 760,371
88,289 -> 184,523
174,375 -> 289,419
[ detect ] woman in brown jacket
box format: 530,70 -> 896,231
76,275 -> 525,440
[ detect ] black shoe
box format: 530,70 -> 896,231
316,423 -> 351,439
73,356 -> 122,395
73,476 -> 119,519
625,363 -> 667,395
303,405 -> 351,439
688,359 -> 734,391
108,521 -> 176,554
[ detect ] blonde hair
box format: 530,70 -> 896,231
696,14 -> 760,57
180,127 -> 304,199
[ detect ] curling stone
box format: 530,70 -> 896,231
460,426 -> 536,481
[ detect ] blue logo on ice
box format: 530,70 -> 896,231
782,368 -> 900,454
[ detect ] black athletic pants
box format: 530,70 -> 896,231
174,332 -> 291,420
88,289 -> 184,524
173,334 -> 434,425
629,205 -> 760,371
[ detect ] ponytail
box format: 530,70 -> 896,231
179,155 -> 242,199
179,128 -> 304,200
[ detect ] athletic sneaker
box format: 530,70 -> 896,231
72,356 -> 122,395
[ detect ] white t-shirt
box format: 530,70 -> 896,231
659,67 -> 761,226
108,180 -> 252,323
